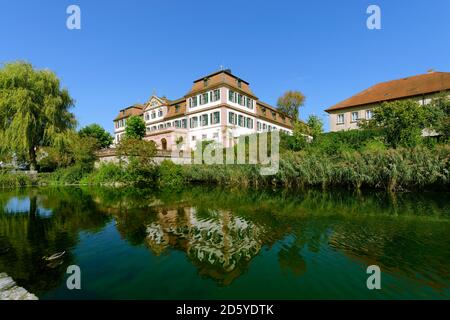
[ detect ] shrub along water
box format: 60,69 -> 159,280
178,145 -> 449,191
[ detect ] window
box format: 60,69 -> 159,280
158,110 -> 163,117
238,115 -> 244,127
272,111 -> 276,119
212,111 -> 220,124
191,96 -> 198,108
145,113 -> 149,121
192,136 -> 196,141
202,134 -> 207,140
146,126 -> 150,132
182,119 -> 187,128
213,132 -> 219,138
203,78 -> 208,87
351,112 -> 359,122
366,110 -> 373,120
257,121 -> 262,131
158,124 -> 164,130
337,114 -> 345,124
151,112 -> 156,119
190,116 -> 198,128
237,94 -> 244,106
213,89 -> 220,102
247,98 -> 253,109
175,105 -> 180,113
174,120 -> 180,128
263,123 -> 267,130
237,79 -> 242,88
229,112 -> 235,124
166,122 -> 172,128
202,114 -> 208,126
228,90 -> 235,103
246,118 -> 253,129
201,93 -> 209,105
152,126 -> 157,131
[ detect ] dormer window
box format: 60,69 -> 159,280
203,78 -> 209,87
272,111 -> 276,119
175,105 -> 180,113
237,79 -> 242,88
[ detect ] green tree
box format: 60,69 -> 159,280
116,137 -> 157,167
306,115 -> 324,138
0,62 -> 75,170
281,121 -> 310,151
38,131 -> 98,171
364,100 -> 426,148
125,116 -> 146,139
78,123 -> 113,149
424,93 -> 450,140
116,137 -> 158,186
276,90 -> 305,121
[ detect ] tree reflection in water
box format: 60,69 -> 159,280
0,186 -> 449,298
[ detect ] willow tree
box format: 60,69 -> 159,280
0,62 -> 76,170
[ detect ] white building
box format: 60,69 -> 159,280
113,69 -> 294,151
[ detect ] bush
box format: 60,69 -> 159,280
48,164 -> 91,185
178,145 -> 449,191
0,172 -> 35,188
81,162 -> 126,185
158,160 -> 185,189
309,129 -> 384,155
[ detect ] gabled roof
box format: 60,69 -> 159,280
325,71 -> 450,112
186,69 -> 256,98
114,104 -> 144,121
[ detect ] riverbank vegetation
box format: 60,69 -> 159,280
1,62 -> 449,191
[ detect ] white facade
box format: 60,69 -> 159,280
114,72 -> 294,151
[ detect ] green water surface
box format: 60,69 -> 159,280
0,186 -> 448,299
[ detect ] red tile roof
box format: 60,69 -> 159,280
325,72 -> 450,112
113,104 -> 144,121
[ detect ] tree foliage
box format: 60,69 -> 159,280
306,115 -> 324,138
116,137 -> 158,186
37,131 -> 98,172
423,93 -> 450,140
363,100 -> 427,148
78,123 -> 113,149
125,115 -> 146,140
0,61 -> 76,170
276,90 -> 305,121
116,137 -> 157,167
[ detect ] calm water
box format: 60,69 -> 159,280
0,186 -> 449,300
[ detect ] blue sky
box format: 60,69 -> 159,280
1,0 -> 449,132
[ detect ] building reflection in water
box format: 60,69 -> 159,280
145,207 -> 265,285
